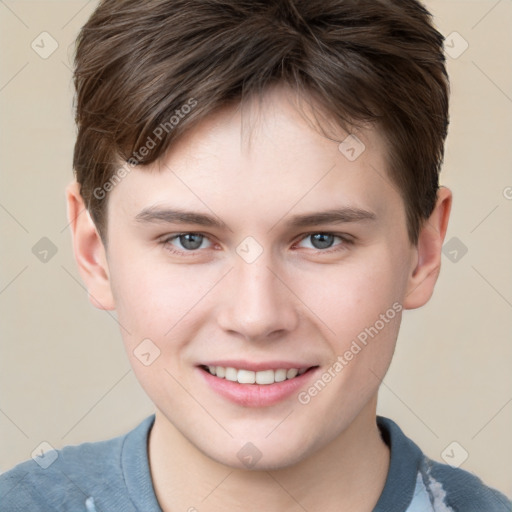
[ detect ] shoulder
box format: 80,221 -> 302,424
419,456 -> 512,512
376,416 -> 511,512
0,415 -> 155,512
0,434 -> 125,511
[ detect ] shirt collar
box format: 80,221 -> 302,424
373,416 -> 424,512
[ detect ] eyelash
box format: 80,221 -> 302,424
160,232 -> 354,258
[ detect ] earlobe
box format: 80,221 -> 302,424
65,181 -> 116,311
403,186 -> 452,310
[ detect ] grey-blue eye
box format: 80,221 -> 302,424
311,233 -> 335,249
299,233 -> 339,250
174,233 -> 207,250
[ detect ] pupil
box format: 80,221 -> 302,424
180,233 -> 203,250
311,233 -> 334,249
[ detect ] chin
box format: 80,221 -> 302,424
197,430 -> 321,471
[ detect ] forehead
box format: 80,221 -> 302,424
107,86 -> 400,228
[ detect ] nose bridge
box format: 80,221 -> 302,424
217,250 -> 298,340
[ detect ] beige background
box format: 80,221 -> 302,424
1,0 -> 511,499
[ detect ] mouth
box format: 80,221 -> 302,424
197,362 -> 319,407
199,364 -> 314,385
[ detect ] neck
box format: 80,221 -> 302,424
148,398 -> 390,512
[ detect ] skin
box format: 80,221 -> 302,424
67,85 -> 451,512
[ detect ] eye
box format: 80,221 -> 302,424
295,233 -> 352,252
162,233 -> 213,254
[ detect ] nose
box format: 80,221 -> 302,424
216,255 -> 299,342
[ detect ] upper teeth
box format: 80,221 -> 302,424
207,366 -> 307,385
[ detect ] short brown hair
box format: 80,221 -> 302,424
73,0 -> 449,244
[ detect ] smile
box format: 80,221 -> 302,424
198,360 -> 319,407
201,365 -> 310,385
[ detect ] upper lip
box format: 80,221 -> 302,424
199,360 -> 317,371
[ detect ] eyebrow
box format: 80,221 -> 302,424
135,206 -> 376,229
135,207 -> 228,229
284,208 -> 376,228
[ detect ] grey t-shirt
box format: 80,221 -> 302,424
0,415 -> 510,511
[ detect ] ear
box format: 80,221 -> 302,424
403,186 -> 452,310
65,181 -> 115,310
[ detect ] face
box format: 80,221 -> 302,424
103,86 -> 417,469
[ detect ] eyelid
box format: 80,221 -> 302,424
292,232 -> 354,252
294,231 -> 355,243
161,231 -> 208,239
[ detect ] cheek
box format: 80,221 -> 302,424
291,255 -> 404,423
291,248 -> 405,346
107,259 -> 207,402
110,252 -> 176,321
108,254 -> 223,351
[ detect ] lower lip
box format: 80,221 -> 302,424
198,367 -> 318,407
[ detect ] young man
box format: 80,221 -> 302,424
1,0 -> 510,510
